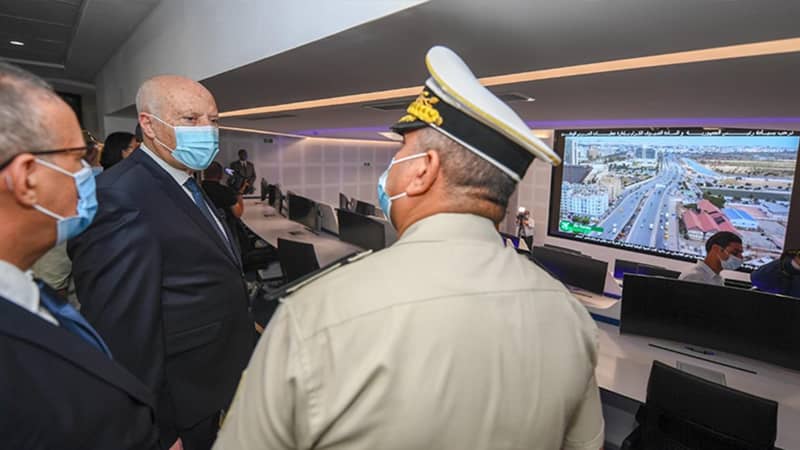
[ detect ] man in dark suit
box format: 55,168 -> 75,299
0,62 -> 158,449
228,149 -> 255,194
69,75 -> 253,450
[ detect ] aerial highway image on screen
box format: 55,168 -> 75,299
554,130 -> 799,268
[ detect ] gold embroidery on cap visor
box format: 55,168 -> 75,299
399,91 -> 444,126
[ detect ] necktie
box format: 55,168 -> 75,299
184,178 -> 235,257
37,282 -> 112,358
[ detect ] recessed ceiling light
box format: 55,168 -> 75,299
525,97 -> 536,102
9,40 -> 25,46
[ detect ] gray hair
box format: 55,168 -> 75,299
0,63 -> 58,164
415,127 -> 516,210
135,77 -> 162,116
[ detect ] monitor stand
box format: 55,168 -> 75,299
676,361 -> 727,386
567,285 -> 595,299
288,227 -> 319,236
648,342 -> 757,374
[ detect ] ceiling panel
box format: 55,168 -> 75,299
0,0 -> 79,65
204,0 -> 800,112
218,53 -> 800,140
0,0 -> 80,25
0,0 -> 160,82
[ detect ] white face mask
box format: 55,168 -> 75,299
721,249 -> 743,271
376,152 -> 428,223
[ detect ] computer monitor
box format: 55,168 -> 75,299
260,178 -> 268,202
339,193 -> 352,211
337,208 -> 386,251
725,278 -> 753,290
318,203 -> 338,235
614,258 -> 640,279
288,193 -> 320,232
614,258 -> 680,279
355,200 -> 376,217
637,263 -> 681,279
267,184 -> 284,214
621,275 -> 800,371
277,238 -> 320,283
543,243 -> 582,255
530,245 -> 608,295
548,128 -> 800,271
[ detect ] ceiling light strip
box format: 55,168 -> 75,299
480,37 -> 800,86
220,86 -> 422,118
220,126 -> 400,144
220,37 -> 800,119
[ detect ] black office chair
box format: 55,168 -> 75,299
277,238 -> 320,283
622,360 -> 780,450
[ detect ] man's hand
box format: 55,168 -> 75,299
169,438 -> 183,450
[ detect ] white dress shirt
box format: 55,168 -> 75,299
0,260 -> 58,325
138,144 -> 229,240
680,260 -> 724,286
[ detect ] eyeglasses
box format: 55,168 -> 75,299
0,146 -> 89,171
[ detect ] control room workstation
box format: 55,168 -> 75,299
241,127 -> 800,449
524,127 -> 800,449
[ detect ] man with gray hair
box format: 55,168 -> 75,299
0,63 -> 158,449
69,75 -> 253,450
215,47 -> 603,450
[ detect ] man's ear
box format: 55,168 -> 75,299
138,113 -> 157,139
4,154 -> 39,207
405,149 -> 440,197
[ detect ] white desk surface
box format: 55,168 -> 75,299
241,199 -> 362,267
594,320 -> 800,449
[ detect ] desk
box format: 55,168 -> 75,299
240,199 -> 362,266
593,319 -> 800,449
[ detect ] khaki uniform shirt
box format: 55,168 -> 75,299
215,213 -> 604,450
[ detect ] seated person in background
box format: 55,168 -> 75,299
680,231 -> 743,286
0,62 -> 157,449
203,161 -> 244,218
751,249 -> 800,298
100,131 -> 138,170
204,162 -> 274,270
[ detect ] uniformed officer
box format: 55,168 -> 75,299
214,46 -> 604,450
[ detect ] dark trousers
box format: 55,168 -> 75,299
180,413 -> 219,450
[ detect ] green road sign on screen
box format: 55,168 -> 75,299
559,220 -> 603,235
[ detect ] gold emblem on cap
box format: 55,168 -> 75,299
400,90 -> 444,126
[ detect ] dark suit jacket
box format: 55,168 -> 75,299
0,292 -> 158,449
228,160 -> 256,193
751,256 -> 800,298
68,149 -> 253,445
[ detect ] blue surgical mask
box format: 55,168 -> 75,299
377,152 -> 428,222
91,166 -> 103,177
149,114 -> 219,170
33,159 -> 98,246
721,252 -> 743,271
